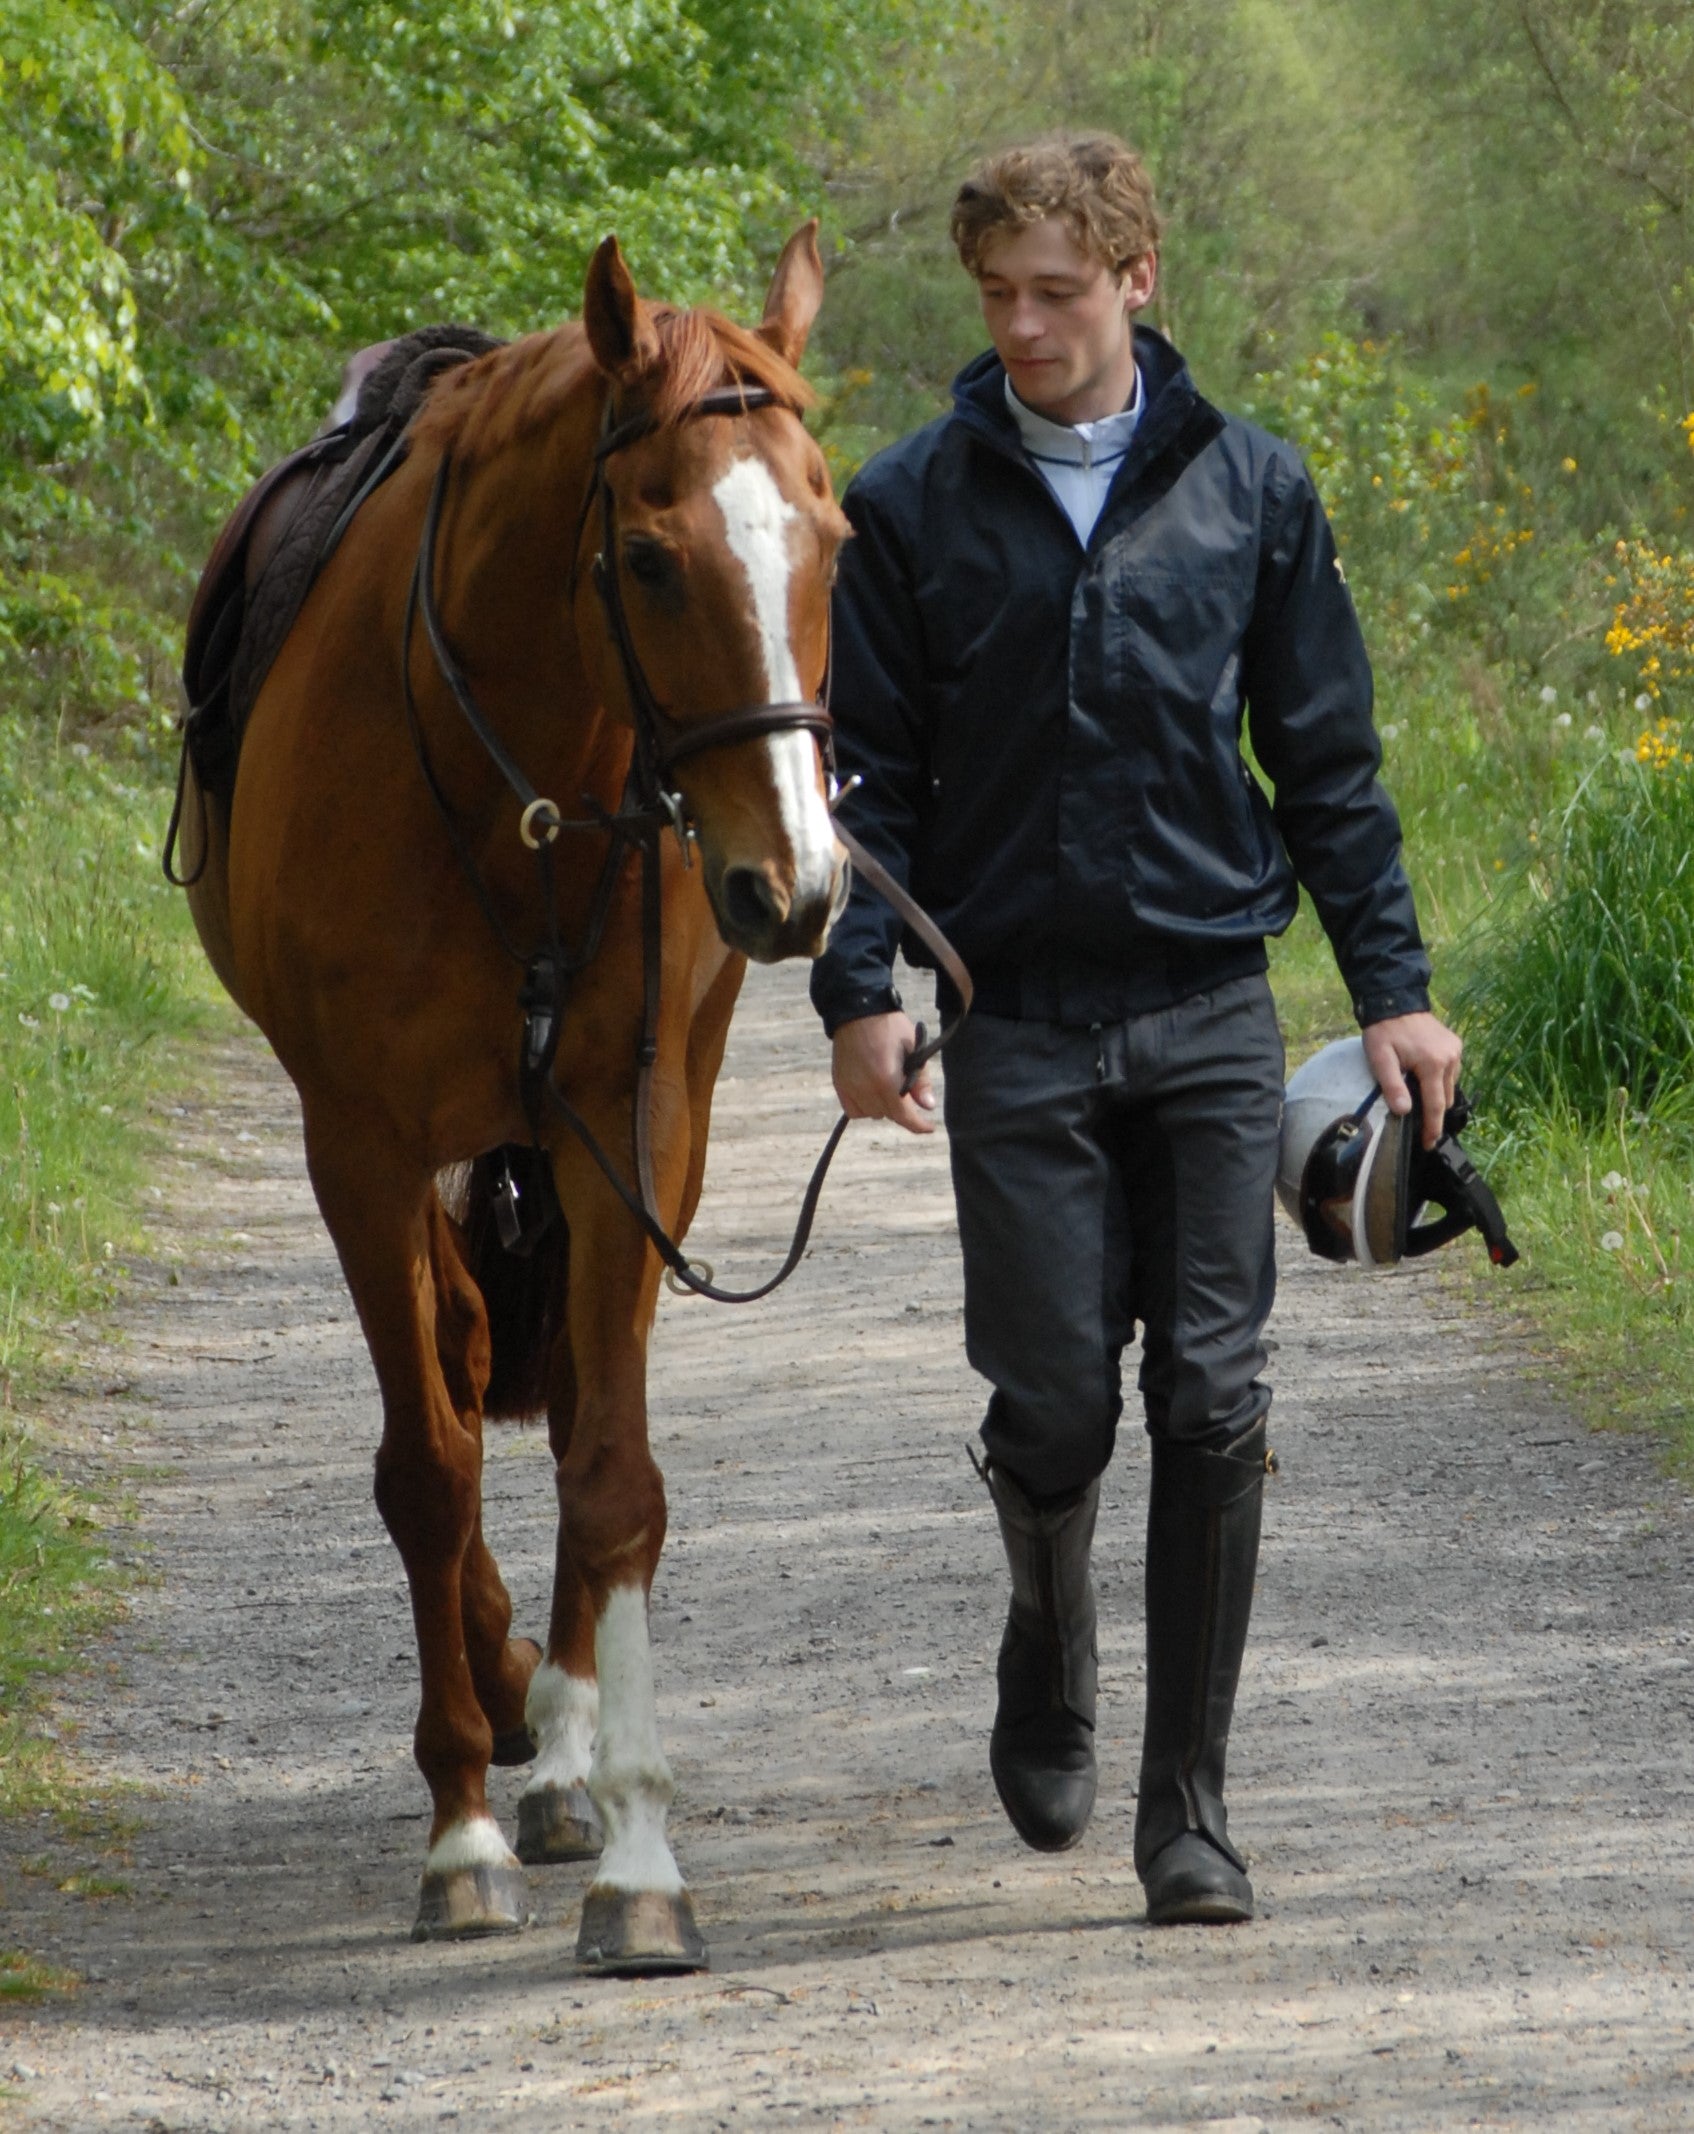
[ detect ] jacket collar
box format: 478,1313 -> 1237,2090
949,327 -> 1218,503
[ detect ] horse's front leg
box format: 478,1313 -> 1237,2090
305,1116 -> 526,1942
548,1132 -> 705,1975
519,961 -> 738,1867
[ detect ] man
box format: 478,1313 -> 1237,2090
810,133 -> 1463,1924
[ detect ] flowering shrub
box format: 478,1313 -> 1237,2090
1605,538 -> 1694,700
1244,336 -> 1469,661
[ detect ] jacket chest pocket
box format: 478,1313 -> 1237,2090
1083,554 -> 1273,881
1094,556 -> 1257,712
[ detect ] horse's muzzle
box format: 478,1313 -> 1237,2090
714,857 -> 842,963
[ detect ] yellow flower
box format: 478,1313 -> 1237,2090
1562,457 -> 1578,473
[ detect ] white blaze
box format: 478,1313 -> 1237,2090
587,1583 -> 685,1896
710,455 -> 838,898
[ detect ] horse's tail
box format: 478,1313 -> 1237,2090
439,1147 -> 568,1422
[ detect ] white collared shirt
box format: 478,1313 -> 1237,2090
1004,368 -> 1144,546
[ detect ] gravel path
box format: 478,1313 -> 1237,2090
5,961 -> 1693,2131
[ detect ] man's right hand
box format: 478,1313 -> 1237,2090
831,1012 -> 937,1136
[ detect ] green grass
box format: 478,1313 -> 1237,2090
0,724 -> 212,1835
0,1946 -> 79,2001
1463,1105 -> 1692,1464
1452,755 -> 1694,1123
1268,679 -> 1693,1473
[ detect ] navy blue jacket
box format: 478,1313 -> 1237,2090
809,330 -> 1432,1033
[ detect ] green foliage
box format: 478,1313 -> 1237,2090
2,0 -> 957,735
1452,755 -> 1694,1124
0,0 -> 193,454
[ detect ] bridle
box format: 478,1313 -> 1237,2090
585,384 -> 837,825
401,374 -> 971,1303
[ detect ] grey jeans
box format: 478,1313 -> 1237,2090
943,973 -> 1286,1497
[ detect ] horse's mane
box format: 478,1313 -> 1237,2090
413,304 -> 814,466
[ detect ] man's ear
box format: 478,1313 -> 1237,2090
583,235 -> 662,380
1122,250 -> 1158,316
757,219 -> 826,366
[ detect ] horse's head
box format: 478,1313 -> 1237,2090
577,227 -> 852,964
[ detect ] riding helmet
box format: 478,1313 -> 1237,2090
1277,1037 -> 1519,1270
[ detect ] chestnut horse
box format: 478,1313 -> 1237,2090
175,226 -> 849,1971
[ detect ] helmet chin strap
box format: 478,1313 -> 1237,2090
1404,1135 -> 1520,1266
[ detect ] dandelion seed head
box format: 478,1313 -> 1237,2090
1600,1230 -> 1625,1252
1600,1171 -> 1624,1192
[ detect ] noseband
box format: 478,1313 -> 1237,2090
400,374 -> 971,1304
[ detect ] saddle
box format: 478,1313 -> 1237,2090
181,324 -> 505,808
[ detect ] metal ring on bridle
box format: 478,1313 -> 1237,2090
664,1258 -> 715,1296
519,796 -> 562,849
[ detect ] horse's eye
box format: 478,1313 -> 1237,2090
624,538 -> 677,592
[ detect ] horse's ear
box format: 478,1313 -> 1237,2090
757,219 -> 825,366
583,235 -> 662,380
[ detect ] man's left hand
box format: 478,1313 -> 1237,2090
1361,1012 -> 1464,1150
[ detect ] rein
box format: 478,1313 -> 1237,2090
401,378 -> 971,1304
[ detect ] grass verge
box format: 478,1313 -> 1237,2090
1463,1106 -> 1692,1466
0,723 -> 213,1965
1271,865 -> 1692,1474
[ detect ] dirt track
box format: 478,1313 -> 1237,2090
5,960 -> 1694,2131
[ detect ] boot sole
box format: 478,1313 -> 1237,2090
1146,1888 -> 1254,1926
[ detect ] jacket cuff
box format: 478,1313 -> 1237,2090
817,982 -> 903,1038
1355,986 -> 1433,1027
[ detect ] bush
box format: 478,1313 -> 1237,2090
1452,747 -> 1694,1123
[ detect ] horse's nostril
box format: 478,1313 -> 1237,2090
722,866 -> 781,939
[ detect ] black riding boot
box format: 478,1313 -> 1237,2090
1134,1418 -> 1273,1924
975,1446 -> 1100,1853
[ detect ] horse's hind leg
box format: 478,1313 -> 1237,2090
517,1328 -> 607,1864
427,1198 -> 543,1764
305,1119 -> 525,1941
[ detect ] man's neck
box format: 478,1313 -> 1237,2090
1008,363 -> 1143,434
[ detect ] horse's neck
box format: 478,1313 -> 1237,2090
434,385 -> 610,778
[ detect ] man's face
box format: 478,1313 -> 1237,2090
975,216 -> 1155,425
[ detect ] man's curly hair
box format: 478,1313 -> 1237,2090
950,132 -> 1162,278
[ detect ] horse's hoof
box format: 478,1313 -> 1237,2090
575,1884 -> 708,1975
490,1722 -> 538,1768
410,1863 -> 528,1942
516,1781 -> 603,1863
